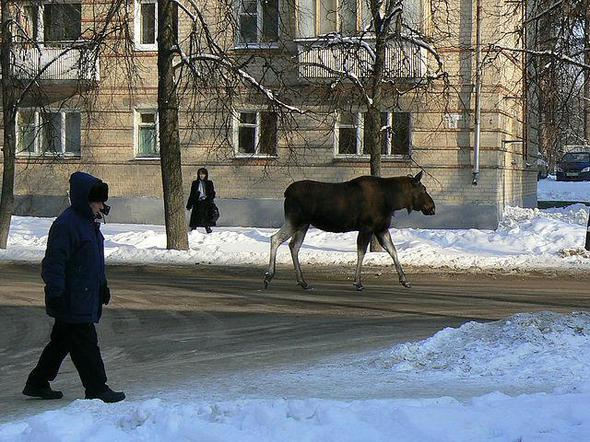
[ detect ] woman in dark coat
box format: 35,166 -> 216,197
186,167 -> 217,233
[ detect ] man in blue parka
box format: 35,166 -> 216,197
23,172 -> 125,403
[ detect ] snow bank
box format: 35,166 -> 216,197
2,391 -> 590,442
1,205 -> 589,273
538,176 -> 590,202
4,312 -> 590,442
374,312 -> 590,385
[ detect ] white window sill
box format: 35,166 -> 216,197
234,153 -> 278,159
233,43 -> 280,50
133,155 -> 160,160
333,154 -> 410,161
134,43 -> 158,52
16,153 -> 81,158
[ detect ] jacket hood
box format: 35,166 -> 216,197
69,172 -> 100,219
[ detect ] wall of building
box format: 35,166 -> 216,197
0,0 -> 538,230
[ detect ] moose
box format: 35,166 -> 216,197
263,171 -> 435,290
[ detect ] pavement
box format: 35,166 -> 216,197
1,262 -> 590,422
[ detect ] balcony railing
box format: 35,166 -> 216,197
2,46 -> 100,82
297,39 -> 427,80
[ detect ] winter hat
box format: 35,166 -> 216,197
88,181 -> 109,203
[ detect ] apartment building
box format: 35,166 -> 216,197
0,0 -> 539,228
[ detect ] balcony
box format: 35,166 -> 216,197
1,46 -> 99,97
297,39 -> 427,80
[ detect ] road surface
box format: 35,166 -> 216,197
1,262 -> 589,421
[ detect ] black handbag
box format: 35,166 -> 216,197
210,203 -> 220,224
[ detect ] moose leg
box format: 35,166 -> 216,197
264,223 -> 295,289
375,229 -> 411,288
289,225 -> 310,289
353,230 -> 372,291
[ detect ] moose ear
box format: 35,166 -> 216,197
413,171 -> 423,182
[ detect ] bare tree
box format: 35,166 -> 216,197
0,0 -> 136,249
158,0 -> 188,250
0,0 -> 17,249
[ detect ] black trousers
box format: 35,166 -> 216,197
27,320 -> 108,395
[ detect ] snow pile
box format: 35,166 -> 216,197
1,205 -> 589,273
374,312 -> 590,385
4,313 -> 590,441
2,389 -> 590,441
538,176 -> 590,202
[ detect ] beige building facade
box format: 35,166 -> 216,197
1,0 -> 538,229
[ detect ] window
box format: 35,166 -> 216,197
237,0 -> 279,45
335,112 -> 361,155
234,111 -> 277,156
15,5 -> 39,43
135,0 -> 157,50
16,109 -> 81,156
297,0 -> 421,37
135,110 -> 159,157
390,112 -> 410,156
298,0 -> 360,37
43,3 -> 81,43
335,111 -> 411,157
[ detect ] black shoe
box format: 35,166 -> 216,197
205,227 -> 212,234
85,387 -> 125,403
23,383 -> 63,400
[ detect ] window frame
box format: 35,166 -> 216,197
296,0 -> 423,38
20,1 -> 83,46
232,110 -> 278,158
134,109 -> 160,159
15,108 -> 82,157
235,0 -> 281,49
40,1 -> 83,46
134,0 -> 158,51
333,111 -> 412,159
334,111 -> 363,157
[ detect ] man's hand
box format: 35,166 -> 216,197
102,286 -> 111,305
45,287 -> 66,311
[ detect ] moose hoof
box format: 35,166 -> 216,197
353,282 -> 364,291
400,280 -> 411,288
298,282 -> 312,290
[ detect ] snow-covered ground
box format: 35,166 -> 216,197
1,205 -> 589,273
538,175 -> 590,202
2,312 -> 590,441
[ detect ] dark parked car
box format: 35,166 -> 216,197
556,152 -> 590,181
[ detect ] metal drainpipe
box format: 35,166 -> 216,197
472,0 -> 482,186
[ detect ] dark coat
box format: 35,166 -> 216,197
187,180 -> 217,228
42,172 -> 107,324
186,179 -> 215,208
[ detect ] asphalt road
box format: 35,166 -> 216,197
1,262 -> 589,422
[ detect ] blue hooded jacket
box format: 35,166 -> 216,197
42,172 -> 107,323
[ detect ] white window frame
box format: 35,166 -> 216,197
235,0 -> 280,48
134,109 -> 160,158
232,110 -> 278,158
15,108 -> 82,157
333,111 -> 411,158
38,1 -> 83,46
134,0 -> 158,51
383,112 -> 412,157
297,0 -> 422,39
334,111 -> 363,157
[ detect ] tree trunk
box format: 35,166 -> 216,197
0,0 -> 17,249
368,29 -> 386,252
158,0 -> 188,250
537,0 -> 559,163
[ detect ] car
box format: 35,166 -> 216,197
555,151 -> 590,181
